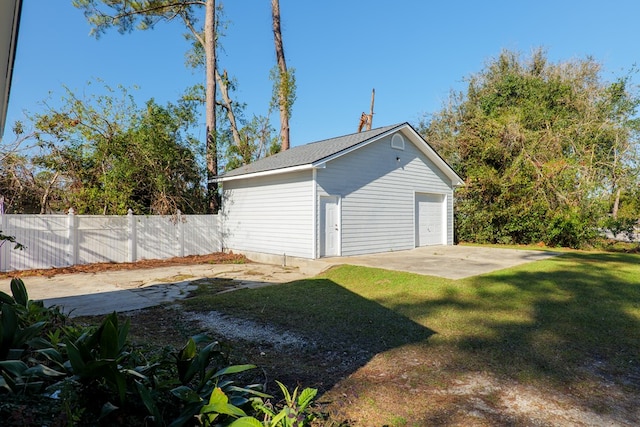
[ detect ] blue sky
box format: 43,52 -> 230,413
4,1 -> 640,147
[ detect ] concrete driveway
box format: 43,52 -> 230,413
0,263 -> 319,317
1,246 -> 558,316
321,245 -> 559,280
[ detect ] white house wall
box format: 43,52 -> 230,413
221,170 -> 313,258
316,132 -> 454,256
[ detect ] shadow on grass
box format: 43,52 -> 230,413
459,253 -> 640,383
186,253 -> 640,424
184,277 -> 436,392
395,252 -> 640,425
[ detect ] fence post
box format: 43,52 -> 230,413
177,210 -> 185,257
0,211 -> 6,271
67,208 -> 77,266
128,209 -> 136,262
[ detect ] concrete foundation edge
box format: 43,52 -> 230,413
223,249 -> 333,277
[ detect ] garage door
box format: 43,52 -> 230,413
415,193 -> 445,246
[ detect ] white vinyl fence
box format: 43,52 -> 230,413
0,209 -> 221,272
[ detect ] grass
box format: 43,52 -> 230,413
182,251 -> 640,425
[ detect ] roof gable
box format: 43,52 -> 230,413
215,122 -> 463,186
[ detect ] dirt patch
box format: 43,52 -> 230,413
0,253 -> 247,279
184,310 -> 308,348
78,302 -> 640,427
114,304 -> 365,395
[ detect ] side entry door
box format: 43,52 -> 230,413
320,196 -> 340,257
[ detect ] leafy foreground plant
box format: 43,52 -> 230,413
192,380 -> 319,427
249,381 -> 318,427
0,278 -> 321,426
0,278 -> 67,394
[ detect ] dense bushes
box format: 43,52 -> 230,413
422,49 -> 640,248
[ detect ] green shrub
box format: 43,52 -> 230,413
1,278 -> 318,426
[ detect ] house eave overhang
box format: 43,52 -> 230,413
211,163 -> 315,183
0,0 -> 22,141
403,125 -> 465,187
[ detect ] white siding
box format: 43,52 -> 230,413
316,131 -> 454,256
221,170 -> 313,258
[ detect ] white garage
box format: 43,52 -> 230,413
215,123 -> 464,260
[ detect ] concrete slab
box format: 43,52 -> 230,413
0,263 -> 316,317
320,245 -> 559,280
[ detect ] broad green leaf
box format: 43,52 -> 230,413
0,291 -> 14,305
27,336 -> 55,350
226,385 -> 272,399
168,401 -> 203,427
64,340 -> 86,374
213,364 -> 257,378
202,387 -> 247,417
270,410 -> 288,426
99,402 -> 119,421
1,370 -> 17,392
179,338 -> 197,360
276,380 -> 293,404
113,369 -> 127,403
297,387 -> 318,410
0,360 -> 28,376
35,347 -> 65,365
23,364 -> 65,378
15,321 -> 46,347
10,278 -> 28,307
99,316 -> 119,359
0,376 -> 10,392
171,385 -> 203,403
124,368 -> 148,381
136,380 -> 163,426
201,402 -> 247,418
208,387 -> 228,405
228,416 -> 264,427
1,304 -> 18,346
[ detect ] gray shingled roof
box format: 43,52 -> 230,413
219,123 -> 405,179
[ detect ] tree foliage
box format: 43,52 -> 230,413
73,0 -> 297,212
73,0 -> 220,211
420,49 -> 640,247
28,83 -> 206,215
0,126 -> 61,214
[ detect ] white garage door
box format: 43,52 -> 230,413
415,193 -> 445,246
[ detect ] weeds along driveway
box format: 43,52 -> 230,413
320,245 -> 560,279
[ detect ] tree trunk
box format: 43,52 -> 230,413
216,69 -> 242,148
271,0 -> 290,151
612,187 -> 621,219
40,172 -> 59,214
205,0 -> 218,212
368,88 -> 375,130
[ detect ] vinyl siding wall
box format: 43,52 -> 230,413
316,131 -> 454,256
221,170 -> 313,258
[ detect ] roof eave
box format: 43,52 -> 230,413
211,163 -> 315,183
403,125 -> 465,187
0,0 -> 22,140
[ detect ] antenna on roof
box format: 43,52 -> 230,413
357,88 -> 375,132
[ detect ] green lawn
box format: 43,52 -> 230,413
183,251 -> 640,425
